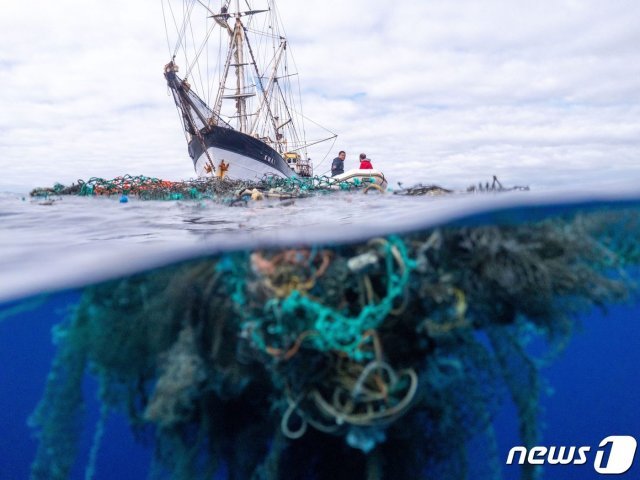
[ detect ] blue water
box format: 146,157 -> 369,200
1,189 -> 639,479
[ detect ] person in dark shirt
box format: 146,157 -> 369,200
359,153 -> 373,169
331,150 -> 346,176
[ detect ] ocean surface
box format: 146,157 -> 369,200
1,187 -> 639,480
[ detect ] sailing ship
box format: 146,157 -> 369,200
162,0 -> 335,180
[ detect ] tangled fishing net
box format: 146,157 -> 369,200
30,174 -> 527,203
29,207 -> 639,480
29,174 -> 378,203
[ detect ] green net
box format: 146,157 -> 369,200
29,174 -> 376,202
28,208 -> 639,480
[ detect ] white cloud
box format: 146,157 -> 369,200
1,0 -> 639,191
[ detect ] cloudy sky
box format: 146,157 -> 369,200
1,0 -> 639,191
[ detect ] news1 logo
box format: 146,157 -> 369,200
506,436 -> 638,475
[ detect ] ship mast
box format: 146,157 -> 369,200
233,0 -> 248,133
215,0 -> 261,134
209,2 -> 295,147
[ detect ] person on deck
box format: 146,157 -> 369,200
331,151 -> 346,176
359,153 -> 373,169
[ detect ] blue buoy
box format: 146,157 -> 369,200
119,195 -> 128,203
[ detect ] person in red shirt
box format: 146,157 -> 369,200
359,153 -> 373,169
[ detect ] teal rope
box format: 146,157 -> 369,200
243,236 -> 415,360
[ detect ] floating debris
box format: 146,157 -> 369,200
30,174 -> 530,204
467,175 -> 530,193
393,184 -> 454,196
28,208 -> 640,480
30,174 -> 381,203
394,176 -> 529,196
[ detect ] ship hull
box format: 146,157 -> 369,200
188,126 -> 296,180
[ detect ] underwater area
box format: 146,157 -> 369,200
1,188 -> 640,480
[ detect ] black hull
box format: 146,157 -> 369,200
188,126 -> 296,179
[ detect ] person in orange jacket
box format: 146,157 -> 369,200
359,153 -> 373,169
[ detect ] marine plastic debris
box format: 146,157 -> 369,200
29,174 -> 380,203
392,184 -> 454,196
466,176 -> 530,193
30,174 -> 527,204
394,176 -> 529,196
28,208 -> 640,480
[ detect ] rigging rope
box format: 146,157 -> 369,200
315,134 -> 338,173
169,0 -> 198,60
161,0 -> 173,58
